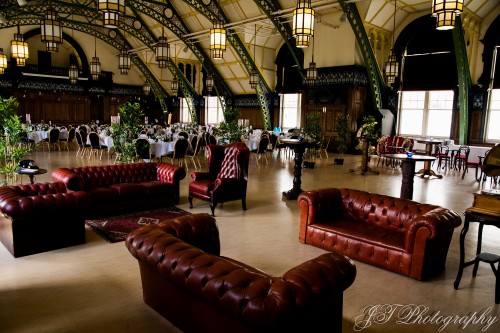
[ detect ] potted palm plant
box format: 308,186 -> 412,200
334,113 -> 351,165
0,97 -> 30,185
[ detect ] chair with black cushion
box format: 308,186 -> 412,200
135,138 -> 157,162
19,131 -> 35,150
88,132 -> 108,160
177,131 -> 189,139
251,135 -> 269,165
188,142 -> 250,216
59,127 -> 76,151
75,130 -> 90,157
41,128 -> 60,151
162,138 -> 189,169
186,135 -> 202,169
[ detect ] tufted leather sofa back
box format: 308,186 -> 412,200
339,188 -> 440,234
217,142 -> 249,180
66,163 -> 158,190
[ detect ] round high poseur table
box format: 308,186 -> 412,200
349,137 -> 379,175
415,138 -> 443,178
384,154 -> 436,200
280,139 -> 317,200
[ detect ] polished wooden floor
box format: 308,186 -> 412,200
1,147 -> 499,333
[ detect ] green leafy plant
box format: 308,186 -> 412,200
215,105 -> 245,145
110,102 -> 144,163
0,97 -> 30,185
335,113 -> 352,157
304,113 -> 323,143
355,115 -> 380,153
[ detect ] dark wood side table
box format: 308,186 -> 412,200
384,154 -> 436,200
280,139 -> 316,200
16,168 -> 48,184
349,137 -> 379,175
415,138 -> 443,178
454,209 -> 500,304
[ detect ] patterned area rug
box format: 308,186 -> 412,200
85,207 -> 190,243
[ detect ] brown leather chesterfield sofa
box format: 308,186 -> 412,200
52,162 -> 186,217
126,213 -> 356,333
298,188 -> 462,281
0,182 -> 90,257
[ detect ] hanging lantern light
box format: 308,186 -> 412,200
90,35 -> 101,80
143,81 -> 151,96
431,0 -> 463,30
249,24 -> 259,89
292,0 -> 315,48
90,56 -> 101,80
11,31 -> 29,64
41,8 -> 63,52
16,58 -> 26,67
118,50 -> 130,74
206,72 -> 214,93
384,1 -> 399,86
98,0 -> 126,29
171,75 -> 179,95
156,35 -> 169,69
210,21 -> 226,59
0,48 -> 7,74
69,64 -> 79,84
306,37 -> 317,85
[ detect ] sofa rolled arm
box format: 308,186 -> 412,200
126,213 -> 220,257
0,191 -> 90,220
283,252 -> 356,303
404,207 -> 461,252
52,168 -> 84,191
156,162 -> 186,184
213,177 -> 244,192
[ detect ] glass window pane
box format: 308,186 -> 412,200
486,111 -> 500,140
427,110 -> 452,137
400,109 -> 423,135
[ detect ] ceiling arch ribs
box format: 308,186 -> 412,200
129,1 -> 201,123
130,1 -> 232,100
251,0 -> 303,71
1,1 -> 169,110
184,0 -> 273,129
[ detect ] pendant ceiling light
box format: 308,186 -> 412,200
118,30 -> 130,74
69,64 -> 79,84
11,27 -> 29,66
171,44 -> 178,95
156,33 -> 169,69
292,0 -> 315,48
90,35 -> 101,80
206,72 -> 213,94
210,21 -> 226,59
385,1 -> 399,85
249,24 -> 259,89
143,81 -> 151,96
40,5 -> 63,52
0,48 -> 7,74
306,37 -> 317,85
98,0 -> 125,29
431,0 -> 463,30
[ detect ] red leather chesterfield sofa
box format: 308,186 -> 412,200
0,182 -> 90,257
298,188 -> 462,281
52,162 -> 186,218
126,213 -> 356,333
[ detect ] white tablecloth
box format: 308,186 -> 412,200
29,129 -> 68,143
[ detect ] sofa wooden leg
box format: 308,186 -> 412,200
188,196 -> 193,208
242,198 -> 247,211
210,203 -> 217,216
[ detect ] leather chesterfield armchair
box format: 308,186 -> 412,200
298,188 -> 462,281
0,182 -> 90,257
188,142 -> 249,216
126,213 -> 356,333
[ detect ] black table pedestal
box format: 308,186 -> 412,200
282,143 -> 307,200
